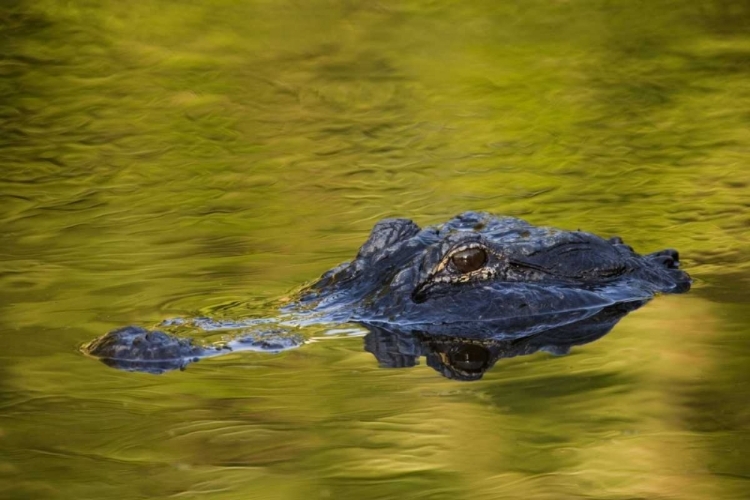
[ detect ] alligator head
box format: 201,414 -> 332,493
299,211 -> 690,327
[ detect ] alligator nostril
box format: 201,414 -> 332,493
653,255 -> 678,269
650,248 -> 680,268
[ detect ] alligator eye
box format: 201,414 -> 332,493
450,247 -> 487,273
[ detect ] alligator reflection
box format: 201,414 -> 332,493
86,301 -> 645,379
363,301 -> 645,381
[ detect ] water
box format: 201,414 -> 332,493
1,0 -> 749,498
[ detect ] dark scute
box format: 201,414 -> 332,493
83,326 -> 212,374
356,218 -> 420,260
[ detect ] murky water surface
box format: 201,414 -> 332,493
1,1 -> 749,498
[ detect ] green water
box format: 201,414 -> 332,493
1,0 -> 749,498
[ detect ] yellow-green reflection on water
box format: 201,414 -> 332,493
1,0 -> 749,498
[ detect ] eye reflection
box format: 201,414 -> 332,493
450,247 -> 487,273
447,344 -> 490,372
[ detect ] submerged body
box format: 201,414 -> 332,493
85,212 -> 690,375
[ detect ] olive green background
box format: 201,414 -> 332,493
1,1 -> 748,499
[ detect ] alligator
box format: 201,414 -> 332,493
84,211 -> 690,378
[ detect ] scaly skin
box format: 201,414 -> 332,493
299,211 -> 689,325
